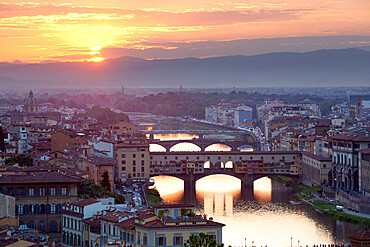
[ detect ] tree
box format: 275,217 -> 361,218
78,179 -> 125,204
184,233 -> 224,247
0,126 -> 5,153
100,171 -> 111,191
5,154 -> 33,166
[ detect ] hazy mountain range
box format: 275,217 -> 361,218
0,47 -> 369,88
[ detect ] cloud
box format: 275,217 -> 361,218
0,0 -> 369,62
100,36 -> 370,59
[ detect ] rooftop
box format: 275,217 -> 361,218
71,198 -> 100,207
301,151 -> 332,162
0,173 -> 82,184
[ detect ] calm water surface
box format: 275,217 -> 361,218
149,133 -> 363,247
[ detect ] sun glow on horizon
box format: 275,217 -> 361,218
91,57 -> 105,62
90,46 -> 105,62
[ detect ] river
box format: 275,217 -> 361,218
149,133 -> 363,247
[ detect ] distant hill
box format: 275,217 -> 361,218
0,48 -> 369,88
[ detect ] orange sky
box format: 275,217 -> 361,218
1,0 -> 369,62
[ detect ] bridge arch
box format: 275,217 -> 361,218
204,143 -> 232,152
237,144 -> 253,152
149,143 -> 167,152
169,142 -> 202,152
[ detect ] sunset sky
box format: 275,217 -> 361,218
1,0 -> 369,62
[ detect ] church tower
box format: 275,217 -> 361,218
24,90 -> 38,114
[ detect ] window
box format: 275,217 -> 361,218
29,188 -> 34,196
30,204 -> 34,214
141,160 -> 145,165
50,188 -> 56,195
122,167 -> 126,171
157,236 -> 166,246
174,236 -> 183,245
50,221 -> 57,232
133,154 -> 136,158
18,204 -> 23,215
62,188 -> 67,195
122,154 -> 126,158
141,154 -> 144,158
122,160 -> 126,164
51,204 -> 56,214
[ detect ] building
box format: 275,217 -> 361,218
110,121 -> 136,137
62,198 -> 115,247
153,204 -> 195,218
51,131 -> 88,152
205,102 -> 240,125
301,151 -> 332,186
83,157 -> 115,190
24,90 -> 39,115
150,151 -> 302,177
359,148 -> 370,198
330,134 -> 370,191
134,215 -> 224,246
234,105 -> 253,126
0,193 -> 18,228
0,173 -> 81,241
115,136 -> 150,183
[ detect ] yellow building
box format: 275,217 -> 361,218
115,136 -> 150,183
110,121 -> 136,136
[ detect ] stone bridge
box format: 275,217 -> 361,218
151,169 -> 288,203
150,138 -> 258,152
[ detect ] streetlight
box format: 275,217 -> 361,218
291,237 -> 292,247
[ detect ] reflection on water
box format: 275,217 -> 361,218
170,142 -> 201,152
254,177 -> 272,203
149,143 -> 167,152
149,176 -> 184,203
238,144 -> 254,152
196,175 -> 240,217
148,133 -> 199,141
151,175 -> 359,247
149,134 -> 362,246
205,144 -> 232,152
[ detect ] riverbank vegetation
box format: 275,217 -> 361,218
78,179 -> 125,204
145,187 -> 163,206
313,200 -> 370,226
324,209 -> 370,226
271,175 -> 295,186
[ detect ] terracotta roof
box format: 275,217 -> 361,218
331,134 -> 370,142
83,216 -> 101,228
88,157 -> 116,166
135,219 -> 225,229
301,151 -> 332,162
348,229 -> 370,241
0,173 -> 82,184
153,204 -> 194,209
116,217 -> 136,229
71,198 -> 100,207
100,211 -> 134,223
136,213 -> 157,220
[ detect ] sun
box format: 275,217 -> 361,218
89,46 -> 105,62
91,57 -> 105,62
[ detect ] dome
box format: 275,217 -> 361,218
25,90 -> 37,106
